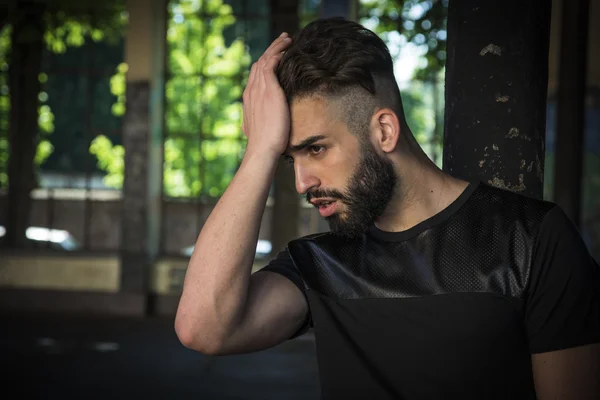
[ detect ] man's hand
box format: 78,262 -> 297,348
242,32 -> 292,157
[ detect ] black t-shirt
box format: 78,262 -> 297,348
256,182 -> 600,399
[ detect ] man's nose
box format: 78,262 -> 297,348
294,163 -> 320,195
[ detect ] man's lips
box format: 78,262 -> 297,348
309,198 -> 338,207
310,198 -> 339,217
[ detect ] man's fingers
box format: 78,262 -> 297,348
265,32 -> 288,53
269,36 -> 292,58
256,39 -> 289,73
249,33 -> 290,86
246,62 -> 258,92
264,52 -> 283,75
263,33 -> 292,59
242,38 -> 287,137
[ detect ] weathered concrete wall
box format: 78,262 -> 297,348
0,253 -> 120,292
0,193 -> 327,295
0,193 -> 326,254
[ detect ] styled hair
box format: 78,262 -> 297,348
277,17 -> 406,136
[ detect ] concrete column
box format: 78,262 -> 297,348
443,0 -> 552,199
553,0 -> 590,226
5,1 -> 44,248
120,0 -> 165,298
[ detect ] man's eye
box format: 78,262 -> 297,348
309,145 -> 325,155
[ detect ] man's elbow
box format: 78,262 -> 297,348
174,315 -> 225,356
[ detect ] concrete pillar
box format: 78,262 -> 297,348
5,0 -> 45,248
120,0 -> 165,300
443,0 -> 552,199
553,0 -> 590,226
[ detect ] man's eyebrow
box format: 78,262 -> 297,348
284,135 -> 327,156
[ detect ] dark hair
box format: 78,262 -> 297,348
277,17 -> 406,135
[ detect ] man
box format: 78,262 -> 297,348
175,18 -> 600,399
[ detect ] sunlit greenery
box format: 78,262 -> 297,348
88,62 -> 126,188
164,0 -> 251,198
1,0 -> 446,194
90,0 -> 441,196
360,0 -> 447,78
359,0 -> 447,164
43,7 -> 125,53
0,26 -> 56,187
0,3 -> 127,188
90,0 -> 252,198
0,26 -> 11,187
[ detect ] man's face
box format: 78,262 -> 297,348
287,97 -> 397,239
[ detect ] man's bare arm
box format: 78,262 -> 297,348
174,33 -> 307,355
211,271 -> 308,354
531,343 -> 600,400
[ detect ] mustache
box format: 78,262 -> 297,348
306,189 -> 347,204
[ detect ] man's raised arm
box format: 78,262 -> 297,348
174,33 -> 308,355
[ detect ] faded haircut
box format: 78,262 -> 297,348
277,17 -> 407,138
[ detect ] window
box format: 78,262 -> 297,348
0,1 -> 127,251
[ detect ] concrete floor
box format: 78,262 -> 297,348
1,312 -> 320,399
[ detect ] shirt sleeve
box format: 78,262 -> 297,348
254,248 -> 313,338
526,205 -> 600,354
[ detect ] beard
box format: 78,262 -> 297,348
307,140 -> 397,239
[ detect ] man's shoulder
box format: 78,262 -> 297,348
287,231 -> 362,265
471,182 -> 556,226
291,231 -> 335,243
288,231 -> 344,251
475,181 -> 553,206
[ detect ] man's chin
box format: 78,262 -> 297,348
327,216 -> 370,239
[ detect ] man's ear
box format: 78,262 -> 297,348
371,108 -> 401,153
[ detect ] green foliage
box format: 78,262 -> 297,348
109,62 -> 127,117
0,26 -> 10,187
299,0 -> 322,28
360,0 -> 448,79
165,0 -> 251,197
35,139 -> 55,165
92,0 -> 251,198
88,61 -> 127,189
0,26 -> 49,188
0,3 -> 127,188
360,0 -> 447,163
0,0 -> 249,197
89,134 -> 124,188
43,6 -> 126,53
401,82 -> 432,142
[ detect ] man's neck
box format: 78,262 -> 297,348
374,154 -> 470,233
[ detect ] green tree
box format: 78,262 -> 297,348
359,0 -> 447,163
91,0 -> 251,198
0,3 -> 127,188
88,61 -> 127,188
360,0 -> 447,79
0,26 -> 54,188
0,26 -> 11,188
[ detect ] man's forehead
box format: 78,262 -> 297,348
290,96 -> 332,118
290,97 -> 338,139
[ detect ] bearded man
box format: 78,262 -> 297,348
175,18 -> 600,400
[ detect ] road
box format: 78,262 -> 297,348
1,312 -> 320,399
